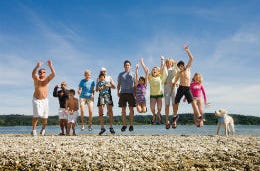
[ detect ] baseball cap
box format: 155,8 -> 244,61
100,67 -> 107,71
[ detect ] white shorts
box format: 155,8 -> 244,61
32,97 -> 49,119
67,111 -> 79,123
58,108 -> 67,119
164,85 -> 177,105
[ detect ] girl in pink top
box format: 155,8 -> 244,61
190,73 -> 207,121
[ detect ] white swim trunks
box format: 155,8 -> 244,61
32,97 -> 49,118
58,108 -> 67,119
67,111 -> 79,123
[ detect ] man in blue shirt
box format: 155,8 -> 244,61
117,60 -> 136,132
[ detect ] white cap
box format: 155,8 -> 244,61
100,67 -> 107,71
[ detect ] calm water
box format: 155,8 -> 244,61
0,125 -> 259,136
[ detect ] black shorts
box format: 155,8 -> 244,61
174,86 -> 194,104
118,93 -> 136,107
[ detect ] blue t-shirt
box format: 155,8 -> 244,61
78,79 -> 95,99
117,71 -> 135,93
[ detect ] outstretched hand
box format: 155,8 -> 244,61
136,64 -> 139,70
139,58 -> 144,64
160,56 -> 164,60
47,60 -> 53,67
183,45 -> 189,51
37,61 -> 43,68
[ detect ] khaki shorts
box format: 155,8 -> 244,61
32,97 -> 49,119
80,98 -> 94,106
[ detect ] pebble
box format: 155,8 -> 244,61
0,135 -> 259,170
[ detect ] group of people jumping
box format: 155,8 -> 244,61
31,45 -> 207,136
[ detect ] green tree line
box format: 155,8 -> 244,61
0,113 -> 260,126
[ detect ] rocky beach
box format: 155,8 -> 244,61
0,134 -> 259,170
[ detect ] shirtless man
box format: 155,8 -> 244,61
31,60 -> 55,136
172,45 -> 203,128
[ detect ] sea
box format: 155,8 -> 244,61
0,125 -> 259,136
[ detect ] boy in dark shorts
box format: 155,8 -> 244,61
172,45 -> 203,128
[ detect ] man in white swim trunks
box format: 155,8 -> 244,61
31,60 -> 55,136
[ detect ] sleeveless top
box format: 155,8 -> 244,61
135,84 -> 146,103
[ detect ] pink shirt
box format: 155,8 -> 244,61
190,82 -> 207,104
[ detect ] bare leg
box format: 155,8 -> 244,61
165,104 -> 170,123
107,105 -> 113,128
87,101 -> 93,129
129,106 -> 134,126
136,104 -> 142,113
150,98 -> 156,123
32,117 -> 38,130
172,103 -> 179,128
67,122 -> 71,135
59,119 -> 64,134
63,119 -> 68,134
191,101 -> 203,127
121,107 -> 127,126
98,105 -> 105,129
80,104 -> 85,127
197,99 -> 204,119
142,103 -> 147,113
157,98 -> 162,121
72,123 -> 76,135
173,103 -> 179,115
41,118 -> 47,130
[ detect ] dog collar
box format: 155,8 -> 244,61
218,116 -> 224,123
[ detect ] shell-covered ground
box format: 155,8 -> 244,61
0,135 -> 259,170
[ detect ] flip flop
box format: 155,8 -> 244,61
172,115 -> 179,129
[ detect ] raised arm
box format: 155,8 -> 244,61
160,56 -> 165,74
32,61 -> 43,79
184,45 -> 193,69
53,85 -> 59,97
46,60 -> 56,81
135,64 -> 139,87
139,58 -> 149,83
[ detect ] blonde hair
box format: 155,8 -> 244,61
165,57 -> 174,67
151,66 -> 161,77
192,73 -> 203,83
84,70 -> 91,75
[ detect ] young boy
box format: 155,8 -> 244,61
172,45 -> 203,128
96,73 -> 113,135
53,81 -> 69,135
65,89 -> 79,136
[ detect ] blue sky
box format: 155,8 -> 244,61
0,0 -> 259,117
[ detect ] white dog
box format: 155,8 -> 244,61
214,109 -> 235,136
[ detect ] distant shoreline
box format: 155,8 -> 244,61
1,113 -> 260,126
